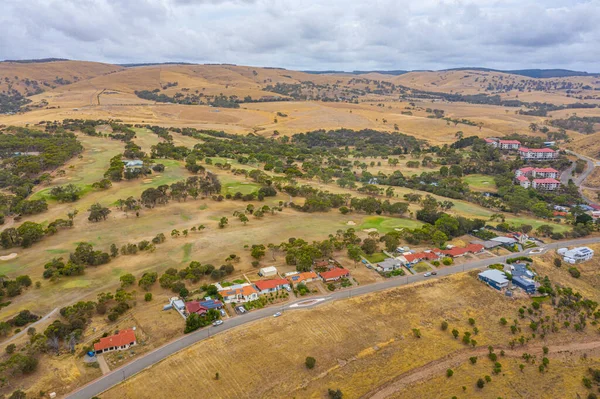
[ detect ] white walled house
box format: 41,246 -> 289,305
518,147 -> 558,161
498,139 -> 521,150
515,175 -> 531,188
532,178 -> 560,191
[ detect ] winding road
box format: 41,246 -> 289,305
562,150 -> 600,206
65,236 -> 600,399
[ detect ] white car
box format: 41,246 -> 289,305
212,320 -> 223,326
423,272 -> 431,277
273,312 -> 282,317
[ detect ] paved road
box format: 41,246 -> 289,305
563,150 -> 599,206
65,237 -> 600,399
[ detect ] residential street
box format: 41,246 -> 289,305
65,236 -> 600,399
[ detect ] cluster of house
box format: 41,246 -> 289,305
557,246 -> 594,264
213,265 -> 351,305
514,166 -> 561,190
376,244 -> 485,272
478,262 -> 537,294
93,328 -> 137,355
485,138 -> 559,161
473,233 -> 528,251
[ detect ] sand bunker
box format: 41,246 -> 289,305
363,228 -> 378,233
0,253 -> 17,261
346,221 -> 356,226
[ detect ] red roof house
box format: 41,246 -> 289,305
438,243 -> 484,258
320,268 -> 350,282
185,301 -> 208,316
254,278 -> 289,293
94,328 -> 137,354
403,251 -> 439,264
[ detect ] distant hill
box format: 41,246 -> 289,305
1,58 -> 70,64
304,67 -> 599,79
441,67 -> 600,79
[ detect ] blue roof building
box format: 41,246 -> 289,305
512,276 -> 536,294
478,270 -> 509,290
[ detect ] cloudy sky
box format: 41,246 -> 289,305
1,0 -> 599,71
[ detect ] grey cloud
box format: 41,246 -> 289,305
1,0 -> 599,71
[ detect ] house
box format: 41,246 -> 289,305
402,251 -> 439,265
484,138 -> 498,147
437,244 -> 484,258
476,240 -> 503,249
218,284 -> 259,303
254,278 -> 289,294
518,147 -> 558,161
515,167 -> 535,177
490,236 -> 518,246
511,263 -> 535,279
543,141 -> 556,147
532,167 -> 559,179
198,299 -> 223,310
287,271 -> 318,285
185,301 -> 208,316
560,247 -> 594,263
320,268 -> 350,282
170,298 -> 186,312
124,159 -> 144,170
512,276 -> 536,294
478,270 -> 509,290
515,167 -> 559,179
94,328 -> 137,355
498,139 -> 521,150
515,175 -> 530,188
532,178 -> 560,191
259,266 -> 278,277
376,258 -> 402,272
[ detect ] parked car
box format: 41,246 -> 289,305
423,272 -> 431,277
220,309 -> 226,317
212,320 -> 223,326
431,271 -> 437,275
273,312 -> 282,317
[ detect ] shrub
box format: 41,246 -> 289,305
477,378 -> 485,388
441,320 -> 448,331
5,344 -> 16,354
469,356 -> 477,364
144,293 -> 152,302
442,257 -> 453,266
484,375 -> 491,383
446,369 -> 454,377
568,267 -> 581,278
305,356 -> 316,369
468,318 -> 475,325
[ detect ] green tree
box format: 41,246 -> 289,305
446,369 -> 454,377
120,273 -> 135,287
305,356 -> 316,369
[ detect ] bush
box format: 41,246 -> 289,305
328,389 -> 343,399
469,356 -> 477,364
446,369 -> 454,377
553,258 -> 562,268
5,344 -> 16,354
144,293 -> 152,302
477,378 -> 485,389
442,257 -> 453,266
441,320 -> 448,331
568,267 -> 581,278
305,356 -> 316,369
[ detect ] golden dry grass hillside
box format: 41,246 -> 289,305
0,60 -> 123,96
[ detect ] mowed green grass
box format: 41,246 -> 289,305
359,216 -> 423,233
220,175 -> 261,195
463,174 -> 497,193
364,252 -> 387,263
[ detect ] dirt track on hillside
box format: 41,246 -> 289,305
363,339 -> 600,399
